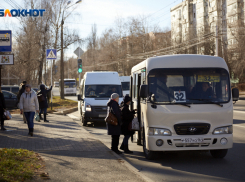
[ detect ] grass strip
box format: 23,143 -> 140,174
0,148 -> 44,182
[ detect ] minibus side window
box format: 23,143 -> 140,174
135,74 -> 138,98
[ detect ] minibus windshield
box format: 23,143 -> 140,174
122,82 -> 130,91
148,68 -> 230,104
64,81 -> 76,88
85,85 -> 123,98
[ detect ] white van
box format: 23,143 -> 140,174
77,71 -> 123,126
119,76 -> 130,96
131,54 -> 239,159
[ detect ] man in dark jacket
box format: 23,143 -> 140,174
120,95 -> 135,153
0,88 -> 7,130
17,81 -> 27,123
37,84 -> 52,122
106,93 -> 122,154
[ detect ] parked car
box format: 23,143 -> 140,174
1,85 -> 19,95
2,90 -> 18,109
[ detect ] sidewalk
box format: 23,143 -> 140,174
0,114 -> 144,182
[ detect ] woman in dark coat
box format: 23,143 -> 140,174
107,93 -> 122,154
0,88 -> 6,130
120,95 -> 135,153
37,84 -> 52,122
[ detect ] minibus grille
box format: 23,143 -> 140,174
93,106 -> 108,113
174,123 -> 210,135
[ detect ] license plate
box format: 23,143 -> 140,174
181,138 -> 204,143
99,114 -> 106,118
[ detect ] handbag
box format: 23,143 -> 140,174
35,113 -> 40,122
3,110 -> 12,120
105,108 -> 118,126
38,94 -> 45,102
129,117 -> 140,131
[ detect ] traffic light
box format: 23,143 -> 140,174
77,59 -> 82,73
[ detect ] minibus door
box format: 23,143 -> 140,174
137,73 -> 142,145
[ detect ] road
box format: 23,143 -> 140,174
55,87 -> 245,181
69,99 -> 245,182
52,87 -> 78,101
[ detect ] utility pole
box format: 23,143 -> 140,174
60,18 -> 65,99
216,25 -> 218,56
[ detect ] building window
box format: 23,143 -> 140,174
194,13 -> 196,18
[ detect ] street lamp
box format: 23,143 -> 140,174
60,0 -> 82,99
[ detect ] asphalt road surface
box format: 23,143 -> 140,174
70,99 -> 245,182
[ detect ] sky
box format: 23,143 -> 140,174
0,0 -> 183,59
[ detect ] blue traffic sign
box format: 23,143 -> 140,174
0,30 -> 12,52
46,49 -> 57,59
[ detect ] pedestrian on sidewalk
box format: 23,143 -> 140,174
107,93 -> 122,154
17,81 -> 27,123
19,84 -> 39,136
37,84 -> 52,122
0,87 -> 7,131
120,95 -> 135,154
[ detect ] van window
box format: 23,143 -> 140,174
121,82 -> 130,91
148,68 -> 230,104
1,87 -> 11,92
85,85 -> 122,98
12,87 -> 19,94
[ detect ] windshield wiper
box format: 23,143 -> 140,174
172,102 -> 191,108
188,99 -> 223,107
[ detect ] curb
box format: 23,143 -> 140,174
53,107 -> 78,115
68,114 -> 154,182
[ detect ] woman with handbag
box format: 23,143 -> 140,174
37,84 -> 52,122
19,84 -> 39,136
106,93 -> 122,154
120,95 -> 135,154
0,87 -> 6,131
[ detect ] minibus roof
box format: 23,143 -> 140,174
119,76 -> 130,82
131,54 -> 229,73
81,72 -> 121,85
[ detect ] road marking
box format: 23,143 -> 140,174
67,114 -> 79,119
234,110 -> 245,114
234,125 -> 245,128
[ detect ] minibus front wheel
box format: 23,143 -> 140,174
210,149 -> 228,158
143,128 -> 155,160
81,116 -> 88,126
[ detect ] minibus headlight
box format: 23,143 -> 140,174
148,128 -> 172,136
85,104 -> 92,112
213,126 -> 233,135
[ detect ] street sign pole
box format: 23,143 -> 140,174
51,61 -> 53,111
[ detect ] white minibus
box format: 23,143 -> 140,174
131,54 -> 239,159
77,71 -> 123,126
119,76 -> 130,96
59,79 -> 76,96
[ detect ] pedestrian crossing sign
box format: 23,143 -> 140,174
46,49 -> 57,59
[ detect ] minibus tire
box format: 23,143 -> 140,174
143,129 -> 155,160
210,149 -> 228,158
81,116 -> 87,126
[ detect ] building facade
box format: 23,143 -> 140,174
171,0 -> 244,56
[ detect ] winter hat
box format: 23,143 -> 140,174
123,95 -> 132,103
111,93 -> 119,100
25,84 -> 31,88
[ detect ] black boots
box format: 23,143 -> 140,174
1,125 -> 6,131
28,128 -> 33,136
44,114 -> 49,122
39,113 -> 43,121
120,144 -> 133,154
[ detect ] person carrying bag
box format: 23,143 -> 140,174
120,95 -> 136,154
106,93 -> 122,155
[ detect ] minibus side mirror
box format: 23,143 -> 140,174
77,94 -> 83,101
140,85 -> 148,98
232,88 -> 239,102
